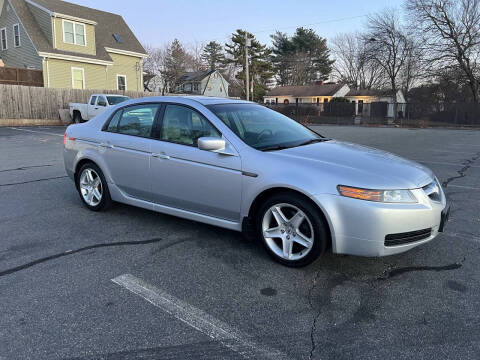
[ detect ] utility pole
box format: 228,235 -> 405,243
245,33 -> 251,101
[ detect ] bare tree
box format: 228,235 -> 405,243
364,9 -> 412,122
331,32 -> 385,89
143,44 -> 167,93
406,0 -> 480,102
186,40 -> 206,72
399,37 -> 425,98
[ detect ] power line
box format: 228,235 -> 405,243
254,14 -> 370,35
197,13 -> 370,45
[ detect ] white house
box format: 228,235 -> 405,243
265,83 -> 406,118
175,69 -> 229,98
264,83 -> 350,105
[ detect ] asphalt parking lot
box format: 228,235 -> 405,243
1,125 -> 479,360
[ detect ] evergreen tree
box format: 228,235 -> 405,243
162,39 -> 188,93
225,29 -> 273,101
201,41 -> 225,70
271,27 -> 334,86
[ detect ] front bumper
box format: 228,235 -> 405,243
311,188 -> 448,257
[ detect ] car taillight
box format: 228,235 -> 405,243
63,133 -> 76,145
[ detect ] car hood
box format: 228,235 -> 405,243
272,140 -> 434,189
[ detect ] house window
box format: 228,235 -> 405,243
0,28 -> 7,50
63,20 -> 86,46
71,67 -> 85,89
13,24 -> 20,47
193,83 -> 199,92
117,75 -> 127,91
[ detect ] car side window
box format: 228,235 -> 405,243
160,104 -> 220,146
106,110 -> 122,132
115,104 -> 160,138
90,96 -> 97,105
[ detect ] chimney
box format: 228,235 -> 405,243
315,80 -> 324,85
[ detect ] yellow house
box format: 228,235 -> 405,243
0,0 -> 146,90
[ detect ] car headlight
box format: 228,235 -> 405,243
337,185 -> 417,203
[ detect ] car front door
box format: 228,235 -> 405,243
150,103 -> 242,221
101,103 -> 161,200
89,95 -> 107,119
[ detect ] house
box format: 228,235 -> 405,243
263,83 -> 350,105
264,83 -> 406,118
0,0 -> 146,90
175,69 -> 229,97
345,89 -> 406,117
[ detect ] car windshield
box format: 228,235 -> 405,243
107,96 -> 130,105
207,103 -> 325,151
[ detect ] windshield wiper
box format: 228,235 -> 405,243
298,138 -> 330,146
260,145 -> 292,152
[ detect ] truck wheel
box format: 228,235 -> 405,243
73,112 -> 83,123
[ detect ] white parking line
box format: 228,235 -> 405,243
8,127 -> 64,137
112,274 -> 288,360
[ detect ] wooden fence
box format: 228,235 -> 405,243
0,67 -> 44,87
0,84 -> 164,120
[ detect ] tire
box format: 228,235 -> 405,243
73,111 -> 83,123
76,162 -> 111,211
256,193 -> 328,267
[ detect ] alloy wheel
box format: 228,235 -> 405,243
262,203 -> 314,261
79,168 -> 103,207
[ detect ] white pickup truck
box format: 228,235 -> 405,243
69,94 -> 130,123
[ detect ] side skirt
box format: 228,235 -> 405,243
108,183 -> 242,232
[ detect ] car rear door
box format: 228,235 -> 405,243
149,103 -> 242,221
101,103 -> 161,200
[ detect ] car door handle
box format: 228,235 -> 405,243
152,153 -> 170,160
99,143 -> 114,149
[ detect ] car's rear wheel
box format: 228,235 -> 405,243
257,193 -> 328,267
73,111 -> 83,123
76,163 -> 111,211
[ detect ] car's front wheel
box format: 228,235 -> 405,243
76,163 -> 111,211
257,193 -> 328,267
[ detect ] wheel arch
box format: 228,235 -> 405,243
246,187 -> 333,249
74,157 -> 103,185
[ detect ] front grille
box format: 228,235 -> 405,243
385,228 -> 432,247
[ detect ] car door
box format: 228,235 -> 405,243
89,95 -> 107,119
150,103 -> 242,221
101,103 -> 161,200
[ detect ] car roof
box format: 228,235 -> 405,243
121,96 -> 251,107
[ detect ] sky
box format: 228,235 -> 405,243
72,0 -> 404,48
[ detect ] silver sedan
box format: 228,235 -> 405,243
63,96 -> 449,267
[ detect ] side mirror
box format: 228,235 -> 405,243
98,100 -> 107,107
197,137 -> 226,152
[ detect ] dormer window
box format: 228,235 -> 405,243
63,20 -> 86,46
